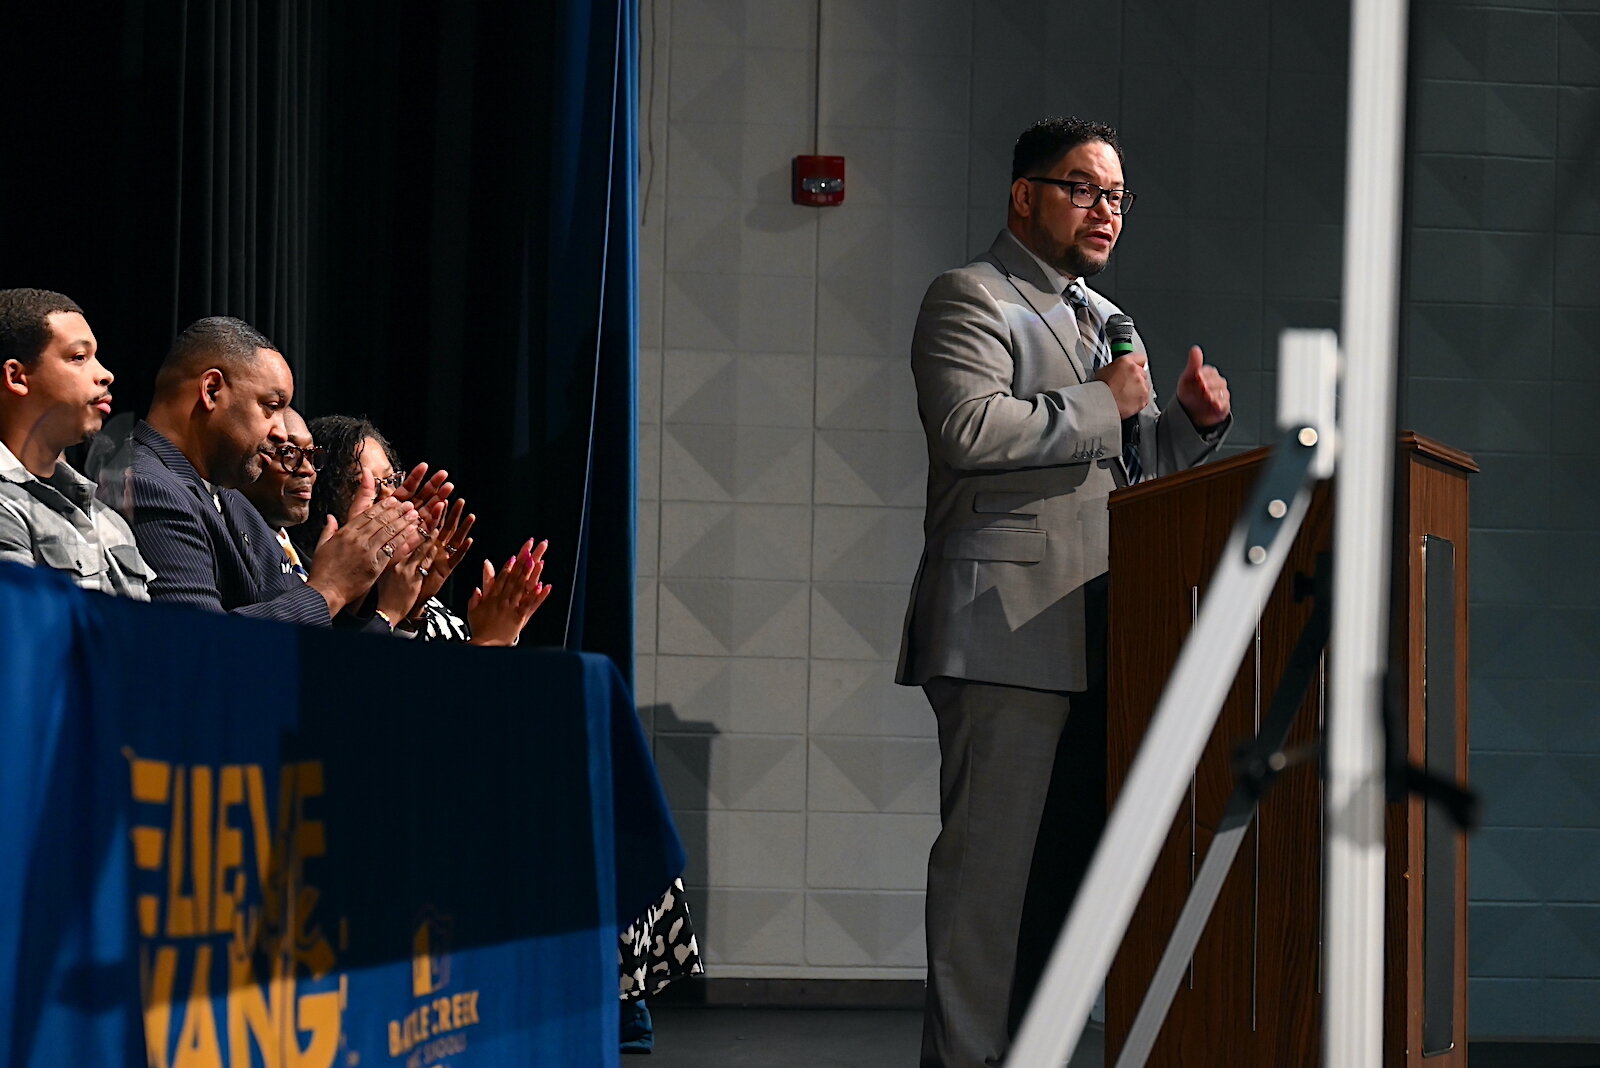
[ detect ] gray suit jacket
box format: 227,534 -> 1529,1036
896,230 -> 1226,692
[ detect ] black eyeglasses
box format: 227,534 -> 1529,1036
272,443 -> 327,473
1026,177 -> 1137,215
373,473 -> 405,493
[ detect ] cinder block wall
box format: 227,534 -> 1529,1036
1403,0 -> 1600,1041
637,0 -> 1598,1039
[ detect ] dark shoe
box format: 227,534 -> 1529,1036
620,998 -> 654,1054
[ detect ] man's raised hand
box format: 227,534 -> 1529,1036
1175,345 -> 1230,429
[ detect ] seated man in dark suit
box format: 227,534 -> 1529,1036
125,316 -> 422,624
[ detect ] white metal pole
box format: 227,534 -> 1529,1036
1326,0 -> 1411,1062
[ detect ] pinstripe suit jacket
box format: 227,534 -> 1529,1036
122,421 -> 331,625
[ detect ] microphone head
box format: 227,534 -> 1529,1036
1105,313 -> 1136,356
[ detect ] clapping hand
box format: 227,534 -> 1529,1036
306,466 -> 425,616
467,539 -> 553,647
394,463 -> 453,522
405,498 -> 476,619
378,539 -> 439,624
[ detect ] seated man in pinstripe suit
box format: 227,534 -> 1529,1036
123,316 -> 423,624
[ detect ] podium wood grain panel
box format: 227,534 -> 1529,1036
1103,435 -> 1473,1067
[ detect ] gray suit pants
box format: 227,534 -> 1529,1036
920,675 -> 1107,1068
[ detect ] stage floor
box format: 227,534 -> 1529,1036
643,1007 -> 1600,1068
644,1007 -> 1105,1066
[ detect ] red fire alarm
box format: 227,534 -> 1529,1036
793,155 -> 845,206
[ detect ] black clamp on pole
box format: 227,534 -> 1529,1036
1242,426 -> 1320,567
1232,552 -> 1333,802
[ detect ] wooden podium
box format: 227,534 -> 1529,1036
1103,432 -> 1475,1066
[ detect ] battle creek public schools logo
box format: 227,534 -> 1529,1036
388,910 -> 483,1067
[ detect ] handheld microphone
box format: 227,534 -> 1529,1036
1102,313 -> 1142,456
1104,313 -> 1136,358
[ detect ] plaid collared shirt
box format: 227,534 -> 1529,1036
0,440 -> 153,599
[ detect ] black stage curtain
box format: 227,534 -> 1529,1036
1,0 -> 638,679
0,0 -> 320,385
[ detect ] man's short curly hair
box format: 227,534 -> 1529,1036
0,288 -> 85,367
153,316 -> 278,397
1011,117 -> 1124,182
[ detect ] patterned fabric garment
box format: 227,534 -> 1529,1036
0,441 -> 153,599
619,877 -> 703,1001
412,597 -> 471,641
123,422 -> 329,624
1065,279 -> 1111,369
278,531 -> 309,582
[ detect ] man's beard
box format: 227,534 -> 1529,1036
228,445 -> 269,488
1059,244 -> 1108,279
1031,221 -> 1109,279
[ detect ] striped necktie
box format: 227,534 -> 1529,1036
1064,282 -> 1106,370
1066,282 -> 1143,483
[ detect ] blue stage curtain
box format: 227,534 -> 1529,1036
533,0 -> 640,688
0,0 -> 323,405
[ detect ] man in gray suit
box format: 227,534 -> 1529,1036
898,117 -> 1232,1067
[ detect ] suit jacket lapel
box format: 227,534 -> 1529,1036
216,491 -> 259,591
985,230 -> 1091,384
134,420 -> 257,592
222,489 -> 291,595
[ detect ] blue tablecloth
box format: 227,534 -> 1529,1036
0,560 -> 683,1068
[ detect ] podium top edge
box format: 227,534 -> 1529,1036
1399,431 -> 1479,474
1108,430 -> 1477,509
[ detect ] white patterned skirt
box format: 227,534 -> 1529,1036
619,877 -> 703,1000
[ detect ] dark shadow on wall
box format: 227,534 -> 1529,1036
638,702 -> 720,966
